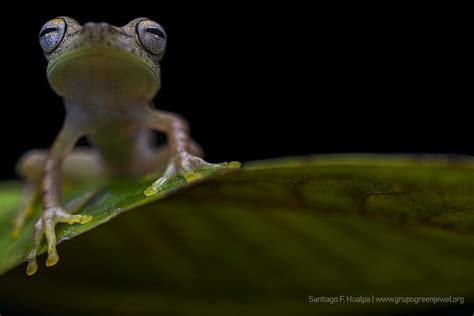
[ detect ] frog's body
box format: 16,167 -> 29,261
13,17 -> 239,275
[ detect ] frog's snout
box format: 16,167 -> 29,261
80,22 -> 117,40
82,22 -> 113,31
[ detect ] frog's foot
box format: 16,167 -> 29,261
144,152 -> 240,196
26,206 -> 93,276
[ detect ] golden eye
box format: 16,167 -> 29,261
136,19 -> 166,56
39,18 -> 67,53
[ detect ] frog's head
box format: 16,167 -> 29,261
39,17 -> 166,100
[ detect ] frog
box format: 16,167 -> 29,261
12,17 -> 240,276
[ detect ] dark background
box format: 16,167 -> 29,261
1,3 -> 470,180
1,4 -> 472,316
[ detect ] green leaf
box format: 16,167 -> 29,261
0,154 -> 473,315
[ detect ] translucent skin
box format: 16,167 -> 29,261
14,17 -> 240,275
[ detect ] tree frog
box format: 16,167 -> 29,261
13,17 -> 239,276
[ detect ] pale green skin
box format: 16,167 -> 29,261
14,17 -> 239,275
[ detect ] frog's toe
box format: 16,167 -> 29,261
26,220 -> 44,276
57,212 -> 93,225
181,159 -> 240,185
144,163 -> 177,196
144,177 -> 170,196
224,161 -> 242,169
184,171 -> 204,183
185,155 -> 241,172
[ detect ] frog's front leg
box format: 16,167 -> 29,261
12,148 -> 103,238
141,105 -> 240,196
26,121 -> 92,276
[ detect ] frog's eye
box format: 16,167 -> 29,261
136,19 -> 166,56
39,18 -> 67,53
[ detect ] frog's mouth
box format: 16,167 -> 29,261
47,44 -> 160,100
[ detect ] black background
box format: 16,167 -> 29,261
1,3 -> 470,180
0,3 -> 472,316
